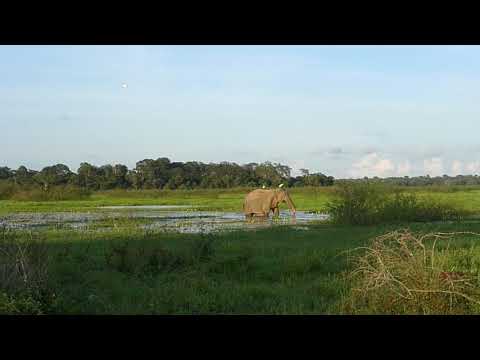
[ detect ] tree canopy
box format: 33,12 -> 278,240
0,158 -> 335,191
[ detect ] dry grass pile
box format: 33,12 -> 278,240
0,228 -> 55,314
342,229 -> 480,314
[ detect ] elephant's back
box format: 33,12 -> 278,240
245,189 -> 273,201
244,189 -> 274,213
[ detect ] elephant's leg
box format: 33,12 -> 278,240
273,207 -> 280,217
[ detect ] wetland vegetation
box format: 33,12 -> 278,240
2,179 -> 480,314
3,220 -> 480,315
3,158 -> 480,314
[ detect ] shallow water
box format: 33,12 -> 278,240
100,205 -> 199,210
0,207 -> 329,233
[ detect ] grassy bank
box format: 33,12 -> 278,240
3,220 -> 480,314
2,185 -> 480,215
0,187 -> 335,215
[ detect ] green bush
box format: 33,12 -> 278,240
0,292 -> 45,315
326,182 -> 467,225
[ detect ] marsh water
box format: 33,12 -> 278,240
0,205 -> 329,233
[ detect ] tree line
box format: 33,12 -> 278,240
0,158 -> 335,191
342,175 -> 480,186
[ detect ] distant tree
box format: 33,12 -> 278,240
77,163 -> 100,189
34,164 -> 72,191
113,164 -> 129,188
13,166 -> 38,185
1,157 -> 337,191
135,158 -> 171,189
126,170 -> 140,190
0,167 -> 12,180
254,162 -> 285,186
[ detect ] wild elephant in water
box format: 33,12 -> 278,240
243,184 -> 296,219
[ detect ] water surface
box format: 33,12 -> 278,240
0,206 -> 329,233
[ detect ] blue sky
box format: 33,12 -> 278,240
2,45 -> 480,178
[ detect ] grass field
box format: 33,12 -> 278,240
3,220 -> 480,315
3,185 -> 480,314
2,185 -> 480,215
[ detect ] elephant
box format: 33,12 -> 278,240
243,185 -> 296,219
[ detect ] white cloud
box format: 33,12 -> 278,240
350,153 -> 395,178
466,161 -> 480,174
423,157 -> 444,176
396,160 -> 411,176
451,160 -> 463,175
290,159 -> 307,177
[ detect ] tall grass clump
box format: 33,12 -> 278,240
0,181 -> 16,200
0,228 -> 57,314
326,182 -> 467,225
104,232 -> 217,276
10,185 -> 91,201
341,229 -> 480,314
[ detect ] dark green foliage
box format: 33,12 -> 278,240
190,233 -> 216,262
326,182 -> 467,225
340,174 -> 480,187
0,167 -> 12,180
291,172 -> 334,187
77,162 -> 130,190
34,164 -> 73,191
104,233 -> 217,276
0,158 -> 335,196
104,239 -> 187,275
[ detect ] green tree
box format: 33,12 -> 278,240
0,167 -> 12,180
77,163 -> 100,190
34,164 -> 73,191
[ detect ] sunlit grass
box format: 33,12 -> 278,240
3,185 -> 480,216
4,219 -> 480,314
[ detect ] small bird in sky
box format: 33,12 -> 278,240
121,83 -> 128,89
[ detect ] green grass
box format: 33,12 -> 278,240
3,185 -> 480,314
0,187 -> 335,215
2,185 -> 480,215
3,220 -> 480,314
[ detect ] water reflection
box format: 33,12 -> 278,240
0,209 -> 329,233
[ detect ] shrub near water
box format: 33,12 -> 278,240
326,182 -> 466,225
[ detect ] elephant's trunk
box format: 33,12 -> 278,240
285,193 -> 296,215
